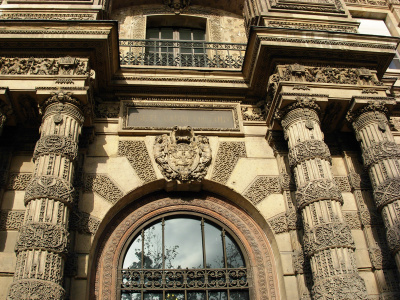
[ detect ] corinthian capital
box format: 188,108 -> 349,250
346,99 -> 391,123
40,91 -> 82,113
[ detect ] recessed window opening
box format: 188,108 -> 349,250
119,215 -> 249,300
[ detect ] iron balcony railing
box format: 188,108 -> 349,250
120,39 -> 247,69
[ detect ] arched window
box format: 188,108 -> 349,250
119,214 -> 249,300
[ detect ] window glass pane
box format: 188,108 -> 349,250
230,291 -> 249,300
161,28 -> 174,39
356,19 -> 391,36
209,291 -> 228,300
187,292 -> 206,300
146,28 -> 159,39
144,222 -> 163,269
193,30 -> 205,41
204,222 -> 224,268
225,234 -> 245,268
123,233 -> 142,269
144,292 -> 162,300
122,292 -> 141,300
165,217 -> 203,269
389,56 -> 400,69
179,29 -> 192,41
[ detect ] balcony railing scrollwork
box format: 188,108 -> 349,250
119,39 -> 247,69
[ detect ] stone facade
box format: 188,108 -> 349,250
0,0 -> 400,299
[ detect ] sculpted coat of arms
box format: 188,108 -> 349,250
154,126 -> 212,182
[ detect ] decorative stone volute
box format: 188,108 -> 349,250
154,126 -> 211,183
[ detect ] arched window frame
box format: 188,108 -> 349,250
117,212 -> 250,300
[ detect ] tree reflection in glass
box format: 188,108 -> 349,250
121,216 -> 249,300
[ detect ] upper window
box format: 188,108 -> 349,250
356,18 -> 400,69
120,215 -> 249,300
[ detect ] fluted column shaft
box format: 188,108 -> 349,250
278,98 -> 368,299
348,102 -> 400,271
7,93 -> 84,300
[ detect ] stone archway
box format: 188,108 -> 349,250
89,191 -> 281,300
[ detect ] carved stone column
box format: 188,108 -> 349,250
276,97 -> 368,299
347,100 -> 400,271
7,92 -> 84,300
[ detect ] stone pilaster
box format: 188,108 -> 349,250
276,96 -> 368,299
7,92 -> 85,300
347,100 -> 400,272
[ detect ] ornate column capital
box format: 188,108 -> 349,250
275,96 -> 321,120
40,91 -> 83,112
346,99 -> 393,123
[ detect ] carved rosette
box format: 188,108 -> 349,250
15,223 -> 69,253
296,179 -> 343,210
154,126 -> 212,182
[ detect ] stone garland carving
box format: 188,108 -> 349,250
334,176 -> 352,193
211,142 -> 247,184
7,173 -> 32,190
312,274 -> 370,300
33,135 -> 78,161
0,56 -> 89,76
118,141 -> 157,183
296,179 -> 343,210
69,211 -> 100,235
0,13 -> 96,20
241,106 -> 265,121
154,127 -> 212,182
15,223 -> 69,253
303,222 -> 355,256
343,211 -> 362,229
243,176 -> 281,205
0,210 -> 25,230
266,21 -> 357,33
288,140 -> 331,166
7,279 -> 65,300
83,174 -> 123,205
24,175 -> 74,206
373,178 -> 400,210
362,141 -> 400,168
95,102 -> 120,118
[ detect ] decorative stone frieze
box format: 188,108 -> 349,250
69,211 -> 100,235
268,213 -> 287,234
243,176 -> 281,204
303,222 -> 355,256
24,176 -> 74,206
42,102 -> 85,124
334,176 -> 352,192
0,210 -> 25,230
0,56 -> 89,76
118,141 -> 157,183
289,140 -> 331,166
154,126 -> 212,182
241,105 -> 265,121
95,102 -> 120,118
386,222 -> 400,254
15,223 -> 69,253
374,178 -> 400,210
296,179 -> 343,210
211,141 -> 246,184
33,135 -> 78,161
84,174 -> 123,205
343,211 -> 362,229
362,141 -> 400,168
7,173 -> 32,190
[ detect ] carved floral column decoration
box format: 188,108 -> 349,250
7,92 -> 85,300
276,97 -> 368,299
347,100 -> 400,271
